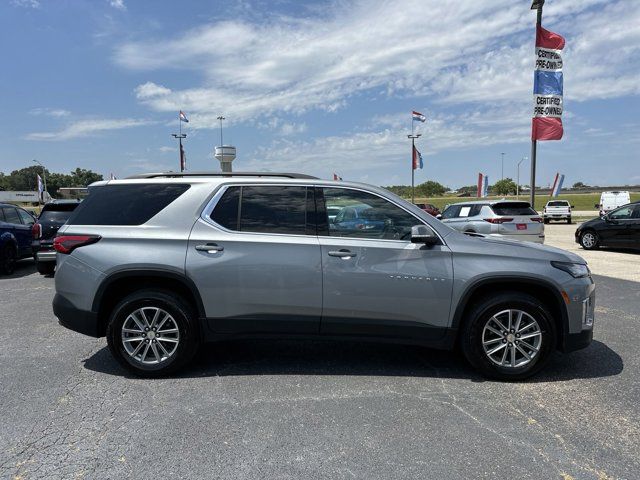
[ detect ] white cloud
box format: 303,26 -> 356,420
108,0 -> 126,11
29,108 -> 71,118
117,0 -> 640,130
11,0 -> 40,8
26,118 -> 156,141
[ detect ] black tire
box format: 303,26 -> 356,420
567,217 -> 572,225
543,218 -> 549,224
0,244 -> 17,275
579,230 -> 599,250
36,261 -> 56,275
106,289 -> 200,377
460,292 -> 556,381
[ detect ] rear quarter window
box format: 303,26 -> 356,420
67,184 -> 190,226
491,202 -> 537,216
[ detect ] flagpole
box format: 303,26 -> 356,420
408,133 -> 421,204
530,0 -> 544,210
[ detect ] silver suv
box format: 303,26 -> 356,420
53,172 -> 594,380
439,200 -> 545,243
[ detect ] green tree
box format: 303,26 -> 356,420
69,168 -> 103,187
572,181 -> 586,189
456,185 -> 478,196
492,178 -> 517,196
416,180 -> 447,197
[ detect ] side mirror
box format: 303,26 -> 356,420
594,203 -> 600,209
411,225 -> 439,246
571,205 -> 575,209
436,214 -> 442,220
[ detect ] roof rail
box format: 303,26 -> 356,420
125,171 -> 318,180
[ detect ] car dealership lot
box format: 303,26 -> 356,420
1,224 -> 639,479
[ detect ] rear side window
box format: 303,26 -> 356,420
491,202 -> 537,216
210,185 -> 312,235
2,207 -> 21,224
67,184 -> 190,226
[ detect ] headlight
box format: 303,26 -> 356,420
551,261 -> 590,278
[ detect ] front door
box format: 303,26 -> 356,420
604,205 -> 635,247
318,187 -> 453,340
186,185 -> 322,335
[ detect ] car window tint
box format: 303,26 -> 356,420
68,184 -> 190,226
491,202 -> 537,216
17,209 -> 34,225
609,206 -> 633,220
324,188 -> 419,240
239,186 -> 309,235
39,210 -> 75,224
441,205 -> 460,219
2,207 -> 21,224
547,201 -> 568,207
632,205 -> 640,219
210,186 -> 240,230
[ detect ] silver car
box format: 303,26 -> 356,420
439,200 -> 545,243
53,172 -> 593,380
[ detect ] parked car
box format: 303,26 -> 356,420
53,172 -> 594,380
415,203 -> 441,217
32,200 -> 81,275
439,200 -> 545,243
595,191 -> 630,216
543,200 -> 573,224
575,201 -> 640,250
0,202 -> 36,274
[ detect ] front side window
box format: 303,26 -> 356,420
210,185 -> 312,235
18,209 -> 34,225
324,188 -> 420,240
609,205 -> 634,220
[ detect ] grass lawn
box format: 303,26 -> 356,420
409,192 -> 640,213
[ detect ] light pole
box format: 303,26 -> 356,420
407,134 -> 421,204
172,112 -> 187,172
32,159 -> 47,202
217,115 -> 225,148
517,156 -> 528,199
501,152 -> 505,180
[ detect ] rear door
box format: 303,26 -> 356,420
187,184 -> 322,335
318,187 -> 453,340
3,207 -> 32,256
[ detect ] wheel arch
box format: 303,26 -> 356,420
451,276 -> 568,349
92,269 -> 206,337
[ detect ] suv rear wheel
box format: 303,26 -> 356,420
461,292 -> 555,380
106,290 -> 199,377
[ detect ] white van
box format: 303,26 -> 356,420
596,191 -> 630,215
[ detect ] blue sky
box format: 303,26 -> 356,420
1,0 -> 639,188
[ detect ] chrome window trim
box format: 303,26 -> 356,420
199,182 -> 446,245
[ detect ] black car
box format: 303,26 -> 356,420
0,203 -> 37,274
575,201 -> 640,250
32,200 -> 81,275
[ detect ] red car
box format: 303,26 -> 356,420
415,203 -> 441,217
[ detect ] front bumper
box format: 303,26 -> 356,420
53,293 -> 100,337
559,277 -> 595,352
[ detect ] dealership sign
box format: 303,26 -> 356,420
532,25 -> 565,141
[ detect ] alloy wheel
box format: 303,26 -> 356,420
481,309 -> 542,368
581,232 -> 596,248
121,307 -> 180,365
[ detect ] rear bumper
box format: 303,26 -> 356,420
36,250 -> 57,262
53,293 -> 100,337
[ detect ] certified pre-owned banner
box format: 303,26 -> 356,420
532,25 -> 565,141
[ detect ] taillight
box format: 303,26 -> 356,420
53,235 -> 101,254
530,217 -> 543,223
32,223 -> 41,239
483,218 -> 513,224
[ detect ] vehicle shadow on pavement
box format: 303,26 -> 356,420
83,338 -> 622,382
0,259 -> 36,279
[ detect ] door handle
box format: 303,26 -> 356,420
328,249 -> 357,259
195,243 -> 224,253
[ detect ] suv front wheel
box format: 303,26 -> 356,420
461,292 -> 555,380
106,290 -> 199,377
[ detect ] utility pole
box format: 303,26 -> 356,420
407,134 -> 421,204
172,114 -> 187,172
517,156 -> 528,199
501,152 -> 505,180
32,159 -> 47,202
530,0 -> 544,208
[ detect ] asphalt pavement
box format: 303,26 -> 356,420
1,224 -> 639,479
